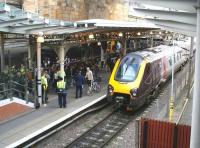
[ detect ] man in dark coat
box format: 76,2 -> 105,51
74,71 -> 84,98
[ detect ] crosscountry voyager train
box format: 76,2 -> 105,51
107,45 -> 188,110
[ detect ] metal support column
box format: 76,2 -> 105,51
28,38 -> 32,69
190,0 -> 200,147
124,40 -> 127,56
100,43 -> 104,70
0,33 -> 5,72
187,37 -> 194,99
59,44 -> 65,71
169,35 -> 175,122
8,50 -> 11,66
36,35 -> 44,106
150,36 -> 153,48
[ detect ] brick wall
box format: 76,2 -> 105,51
22,0 -> 129,21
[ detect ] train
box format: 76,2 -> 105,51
107,45 -> 188,110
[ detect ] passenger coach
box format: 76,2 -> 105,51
107,45 -> 187,110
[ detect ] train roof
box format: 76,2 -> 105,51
133,45 -> 183,62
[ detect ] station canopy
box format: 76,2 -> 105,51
129,0 -> 197,37
0,2 -> 158,36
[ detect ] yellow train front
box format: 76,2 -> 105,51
107,53 -> 148,110
107,45 -> 187,110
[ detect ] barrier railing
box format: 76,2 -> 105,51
0,80 -> 35,103
137,118 -> 191,148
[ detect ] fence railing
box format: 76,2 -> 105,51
137,118 -> 191,148
0,80 -> 35,103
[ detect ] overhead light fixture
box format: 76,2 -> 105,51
45,19 -> 49,24
89,34 -> 94,39
60,21 -> 65,26
137,32 -> 141,36
118,32 -> 123,37
159,31 -> 162,35
74,22 -> 77,27
97,42 -> 101,46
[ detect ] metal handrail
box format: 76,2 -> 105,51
10,80 -> 25,87
0,83 -> 5,86
0,80 -> 36,103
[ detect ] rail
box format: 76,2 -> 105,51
11,97 -> 108,147
66,101 -> 147,148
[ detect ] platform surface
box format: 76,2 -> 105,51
0,72 -> 109,148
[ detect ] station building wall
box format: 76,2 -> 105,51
22,0 -> 129,21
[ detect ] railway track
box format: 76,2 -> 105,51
65,108 -> 141,148
17,99 -> 109,147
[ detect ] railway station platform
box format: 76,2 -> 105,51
0,71 -> 110,148
0,68 -> 194,148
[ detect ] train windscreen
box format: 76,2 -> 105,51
115,54 -> 142,82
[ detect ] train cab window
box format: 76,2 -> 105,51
115,54 -> 142,82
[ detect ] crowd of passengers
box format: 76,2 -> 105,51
0,52 -> 120,102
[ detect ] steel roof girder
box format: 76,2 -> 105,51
132,8 -> 196,25
146,19 -> 196,32
0,27 -> 26,34
52,27 -> 96,34
129,0 -> 197,13
0,17 -> 29,27
9,24 -> 48,32
156,24 -> 196,37
27,26 -> 64,34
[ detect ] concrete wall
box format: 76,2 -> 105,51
22,0 -> 129,21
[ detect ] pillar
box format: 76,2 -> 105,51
169,35 -> 175,122
124,40 -> 127,56
59,44 -> 65,71
0,33 -> 5,72
187,37 -> 194,99
28,38 -> 32,69
190,0 -> 200,147
150,36 -> 153,48
8,50 -> 11,66
36,35 -> 44,106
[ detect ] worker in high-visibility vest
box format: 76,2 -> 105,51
41,72 -> 48,106
57,76 -> 67,108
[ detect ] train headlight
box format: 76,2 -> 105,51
108,84 -> 114,95
130,88 -> 138,97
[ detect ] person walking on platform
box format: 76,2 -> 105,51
74,71 -> 84,98
41,72 -> 48,106
85,67 -> 94,94
57,76 -> 67,108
